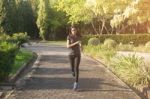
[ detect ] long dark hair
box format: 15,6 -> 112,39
69,25 -> 81,37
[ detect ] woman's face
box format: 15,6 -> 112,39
71,28 -> 77,35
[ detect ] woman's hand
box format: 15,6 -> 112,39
66,40 -> 81,48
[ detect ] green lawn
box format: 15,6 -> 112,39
10,48 -> 33,75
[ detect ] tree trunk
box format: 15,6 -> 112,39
104,25 -> 109,34
100,19 -> 105,35
91,20 -> 98,35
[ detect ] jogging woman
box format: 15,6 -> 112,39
66,26 -> 81,90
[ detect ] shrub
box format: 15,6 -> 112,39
0,42 -> 18,81
0,34 -> 11,42
82,35 -> 99,45
83,34 -> 150,46
12,32 -> 30,47
83,45 -> 116,63
103,38 -> 117,49
111,54 -> 150,86
117,43 -> 134,51
145,41 -> 150,47
88,37 -> 100,46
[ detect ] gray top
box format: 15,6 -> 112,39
67,35 -> 81,55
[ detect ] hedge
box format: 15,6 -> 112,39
82,34 -> 150,46
0,32 -> 29,81
0,32 -> 30,47
0,42 -> 18,81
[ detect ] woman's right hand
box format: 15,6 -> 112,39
67,40 -> 81,48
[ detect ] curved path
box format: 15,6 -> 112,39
7,42 -> 140,99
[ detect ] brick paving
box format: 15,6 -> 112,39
7,42 -> 141,99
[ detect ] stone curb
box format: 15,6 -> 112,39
15,53 -> 41,89
83,53 -> 141,99
25,53 -> 41,78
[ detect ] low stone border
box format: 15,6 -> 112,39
14,53 -> 41,89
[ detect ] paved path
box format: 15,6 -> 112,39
7,42 -> 141,99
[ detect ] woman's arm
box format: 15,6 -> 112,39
66,40 -> 80,48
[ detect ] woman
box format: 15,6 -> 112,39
66,26 -> 81,90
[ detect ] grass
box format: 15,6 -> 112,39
111,54 -> 150,87
10,48 -> 33,75
83,44 -> 150,88
117,43 -> 150,52
83,45 -> 116,64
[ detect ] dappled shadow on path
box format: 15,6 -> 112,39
23,77 -> 102,90
18,76 -> 132,94
40,55 -> 69,64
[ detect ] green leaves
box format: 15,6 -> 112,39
0,41 -> 18,81
36,0 -> 51,40
111,54 -> 150,86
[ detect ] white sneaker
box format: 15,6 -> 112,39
73,82 -> 78,90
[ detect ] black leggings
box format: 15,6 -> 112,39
69,55 -> 81,82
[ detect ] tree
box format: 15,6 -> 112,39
55,0 -> 88,24
0,0 -> 15,33
37,0 -> 51,40
111,0 -> 150,33
55,0 -> 131,34
17,0 -> 39,38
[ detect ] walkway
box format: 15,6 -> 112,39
7,42 -> 140,99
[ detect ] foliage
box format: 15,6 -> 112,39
0,42 -> 18,81
117,43 -> 134,51
145,41 -> 150,48
55,0 -> 88,24
103,38 -> 117,49
0,33 -> 30,47
36,0 -> 51,40
0,34 -> 11,42
111,54 -> 150,86
12,32 -> 30,46
17,0 -> 39,38
83,45 -> 116,63
111,0 -> 150,33
11,48 -> 33,75
82,34 -> 150,46
0,0 -> 9,33
83,44 -> 150,87
88,37 -> 100,46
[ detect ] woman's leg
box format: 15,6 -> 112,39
74,55 -> 81,83
69,55 -> 75,76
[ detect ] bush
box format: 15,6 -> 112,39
0,33 -> 30,47
0,34 -> 11,42
88,37 -> 100,46
83,34 -> 150,46
12,32 -> 30,47
0,42 -> 18,81
83,45 -> 116,62
82,35 -> 99,45
117,43 -> 134,51
111,54 -> 150,86
145,41 -> 150,47
103,38 -> 117,49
